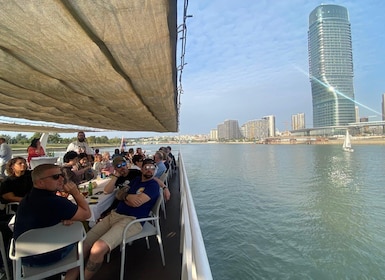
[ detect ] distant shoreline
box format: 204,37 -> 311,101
10,137 -> 385,154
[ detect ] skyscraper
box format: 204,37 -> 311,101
291,113 -> 306,130
308,4 -> 356,127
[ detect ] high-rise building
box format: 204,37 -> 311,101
308,4 -> 356,127
209,129 -> 218,141
217,120 -> 241,140
262,115 -> 275,137
241,119 -> 269,140
291,113 -> 306,130
382,93 -> 385,121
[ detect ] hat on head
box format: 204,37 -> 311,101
142,158 -> 155,166
112,156 -> 125,167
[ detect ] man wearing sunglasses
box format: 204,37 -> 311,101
13,164 -> 91,267
103,156 -> 142,193
104,156 -> 170,201
66,158 -> 160,280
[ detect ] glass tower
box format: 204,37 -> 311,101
308,4 -> 356,127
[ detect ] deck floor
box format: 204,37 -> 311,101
91,169 -> 182,280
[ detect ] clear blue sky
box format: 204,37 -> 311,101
177,0 -> 385,135
2,0 -> 384,139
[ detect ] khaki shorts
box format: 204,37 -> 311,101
85,211 -> 142,251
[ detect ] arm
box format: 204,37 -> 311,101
153,177 -> 170,201
63,181 -> 91,221
124,192 -> 150,207
2,192 -> 23,203
0,144 -> 5,157
103,174 -> 119,194
72,165 -> 92,176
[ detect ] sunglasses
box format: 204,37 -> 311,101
144,165 -> 156,170
40,173 -> 63,180
116,161 -> 127,168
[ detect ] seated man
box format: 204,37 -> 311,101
67,159 -> 160,280
103,156 -> 170,203
154,151 -> 167,178
13,164 -> 91,268
61,151 -> 82,186
75,153 -> 95,183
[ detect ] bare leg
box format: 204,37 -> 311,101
84,240 -> 110,280
64,242 -> 92,280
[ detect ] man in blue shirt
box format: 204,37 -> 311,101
154,151 -> 166,178
67,159 -> 160,280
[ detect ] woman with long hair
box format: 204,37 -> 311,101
27,138 -> 46,168
0,157 -> 32,203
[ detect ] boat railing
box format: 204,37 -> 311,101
178,152 -> 213,280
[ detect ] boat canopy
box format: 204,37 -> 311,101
0,0 -> 178,133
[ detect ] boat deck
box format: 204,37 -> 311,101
91,169 -> 181,280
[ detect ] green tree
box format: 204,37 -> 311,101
48,133 -> 62,144
15,133 -> 29,144
98,136 -> 109,143
29,132 -> 42,143
0,134 -> 12,143
87,136 -> 96,145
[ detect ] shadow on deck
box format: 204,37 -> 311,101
92,169 -> 181,280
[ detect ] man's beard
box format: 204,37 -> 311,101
78,138 -> 85,142
143,173 -> 153,179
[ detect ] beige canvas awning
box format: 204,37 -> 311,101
0,0 -> 178,133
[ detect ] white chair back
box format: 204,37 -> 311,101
119,191 -> 165,280
9,221 -> 86,280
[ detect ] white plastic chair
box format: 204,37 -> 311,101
5,202 -> 19,215
9,221 -> 86,280
116,191 -> 165,280
159,170 -> 169,219
0,231 -> 11,280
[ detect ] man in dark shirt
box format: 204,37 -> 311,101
13,164 -> 90,267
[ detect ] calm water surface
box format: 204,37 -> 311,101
179,144 -> 385,280
54,143 -> 385,279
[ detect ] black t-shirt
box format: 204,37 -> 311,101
0,170 -> 33,203
115,169 -> 142,189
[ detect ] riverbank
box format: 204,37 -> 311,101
9,136 -> 385,154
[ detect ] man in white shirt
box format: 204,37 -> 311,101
66,131 -> 94,155
0,137 -> 12,179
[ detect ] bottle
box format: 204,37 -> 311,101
88,181 -> 93,196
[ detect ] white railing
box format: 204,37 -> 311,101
178,152 -> 213,280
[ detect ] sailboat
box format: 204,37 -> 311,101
342,130 -> 354,152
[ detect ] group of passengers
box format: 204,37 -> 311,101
0,131 -> 176,279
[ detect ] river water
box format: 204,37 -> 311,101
54,143 -> 385,279
179,143 -> 385,280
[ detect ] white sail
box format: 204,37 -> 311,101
342,130 -> 354,152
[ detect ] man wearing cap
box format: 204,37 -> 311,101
104,156 -> 170,201
103,156 -> 141,192
65,158 -> 160,280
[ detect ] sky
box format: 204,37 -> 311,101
176,0 -> 385,135
2,0 -> 384,139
